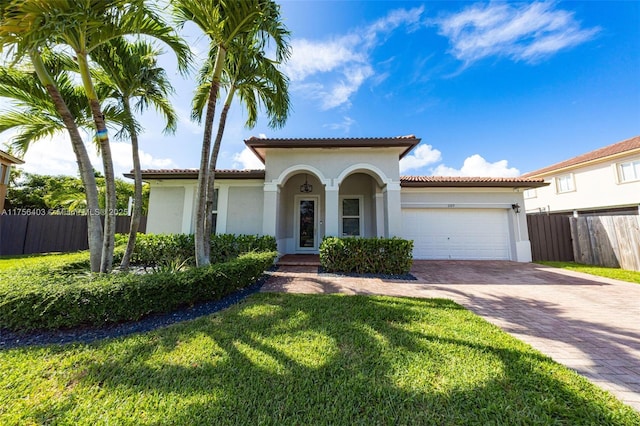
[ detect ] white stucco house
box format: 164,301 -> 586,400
136,136 -> 547,262
522,135 -> 640,216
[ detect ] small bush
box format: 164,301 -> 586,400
115,233 -> 277,267
0,252 -> 277,331
320,237 -> 413,275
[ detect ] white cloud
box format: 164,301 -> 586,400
400,144 -> 442,173
431,154 -> 520,177
323,116 -> 356,132
231,147 -> 264,170
437,2 -> 599,64
284,6 -> 425,109
15,135 -> 176,178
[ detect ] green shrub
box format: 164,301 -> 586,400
116,233 -> 277,267
320,237 -> 413,275
0,252 -> 277,331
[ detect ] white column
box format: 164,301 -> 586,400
325,184 -> 340,237
262,183 -> 279,237
181,184 -> 195,234
384,182 -> 402,237
375,192 -> 385,237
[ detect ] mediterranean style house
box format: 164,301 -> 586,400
0,149 -> 24,212
522,135 -> 640,216
137,136 -> 547,262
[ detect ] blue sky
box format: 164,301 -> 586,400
9,0 -> 640,178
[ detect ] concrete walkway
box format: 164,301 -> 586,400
261,260 -> 640,412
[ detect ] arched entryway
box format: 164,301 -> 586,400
278,171 -> 325,254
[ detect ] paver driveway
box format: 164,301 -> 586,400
262,260 -> 640,411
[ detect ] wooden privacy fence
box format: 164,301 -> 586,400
0,215 -> 147,256
526,214 -> 574,262
571,215 -> 640,271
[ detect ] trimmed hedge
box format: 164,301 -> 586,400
115,233 -> 277,267
0,251 -> 276,331
320,237 -> 413,275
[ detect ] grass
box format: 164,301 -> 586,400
1,293 -> 637,425
0,251 -> 89,271
538,261 -> 640,284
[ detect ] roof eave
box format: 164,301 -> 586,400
523,146 -> 640,178
0,151 -> 25,165
400,180 -> 549,188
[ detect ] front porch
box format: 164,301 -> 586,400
262,168 -> 403,255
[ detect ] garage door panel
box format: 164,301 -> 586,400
402,208 -> 510,260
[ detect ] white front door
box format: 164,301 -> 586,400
295,195 -> 319,252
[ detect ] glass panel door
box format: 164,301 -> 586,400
299,199 -> 315,248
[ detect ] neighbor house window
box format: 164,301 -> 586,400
341,197 -> 362,237
556,174 -> 575,193
523,188 -> 537,199
618,160 -> 640,183
211,188 -> 219,233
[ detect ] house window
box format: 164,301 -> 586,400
211,188 -> 219,233
619,160 -> 640,183
523,188 -> 537,199
556,174 -> 575,193
341,197 -> 362,236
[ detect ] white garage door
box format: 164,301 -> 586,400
401,208 -> 511,260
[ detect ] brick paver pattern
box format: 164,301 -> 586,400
262,260 -> 640,412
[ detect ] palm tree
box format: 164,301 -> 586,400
173,0 -> 290,266
92,37 -> 178,269
1,0 -> 189,272
0,51 -> 105,271
193,38 -> 290,256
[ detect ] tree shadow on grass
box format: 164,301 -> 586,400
27,294 -> 639,425
424,284 -> 640,404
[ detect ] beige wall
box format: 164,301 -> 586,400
524,155 -> 640,214
146,179 -> 264,235
225,186 -> 264,235
147,185 -> 186,234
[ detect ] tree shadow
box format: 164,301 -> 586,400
24,293 -> 638,424
422,282 -> 640,407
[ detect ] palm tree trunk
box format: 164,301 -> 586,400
120,99 -> 141,270
195,46 -> 226,267
204,87 -> 236,259
30,51 -> 103,272
77,53 -> 116,273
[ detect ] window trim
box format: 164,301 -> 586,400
339,195 -> 364,237
617,159 -> 640,184
523,188 -> 537,199
555,174 -> 575,194
211,187 -> 219,234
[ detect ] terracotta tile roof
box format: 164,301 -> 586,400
245,135 -> 421,162
401,176 -> 548,188
125,169 -> 265,180
521,135 -> 640,178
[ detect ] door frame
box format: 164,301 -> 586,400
294,194 -> 320,253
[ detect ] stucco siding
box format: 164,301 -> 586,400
524,155 -> 640,213
263,148 -> 401,183
147,186 -> 185,234
225,186 -> 264,235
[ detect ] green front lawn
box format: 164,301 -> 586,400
1,293 -> 637,425
538,261 -> 640,284
0,251 -> 89,271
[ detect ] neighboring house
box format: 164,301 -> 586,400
0,149 -> 24,212
134,136 -> 546,262
522,135 -> 640,216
